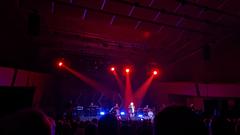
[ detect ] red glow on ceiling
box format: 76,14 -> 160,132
143,31 -> 151,38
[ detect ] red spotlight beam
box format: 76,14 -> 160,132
134,75 -> 154,107
63,65 -> 112,97
125,73 -> 133,108
110,66 -> 124,94
113,72 -> 125,94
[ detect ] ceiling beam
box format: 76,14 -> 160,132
111,0 -> 230,29
54,0 -> 210,35
186,0 -> 240,19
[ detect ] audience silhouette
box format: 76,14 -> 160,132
98,114 -> 119,135
154,105 -> 208,135
0,109 -> 52,135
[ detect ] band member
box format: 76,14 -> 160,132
143,105 -> 149,111
89,102 -> 98,107
143,105 -> 149,116
110,103 -> 120,114
89,102 -> 98,116
110,103 -> 120,119
65,100 -> 73,121
128,102 -> 135,117
190,104 -> 196,112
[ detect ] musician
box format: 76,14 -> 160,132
110,104 -> 120,115
89,102 -> 97,107
143,105 -> 149,116
65,100 -> 73,121
89,102 -> 98,116
128,102 -> 135,117
109,103 -> 121,120
143,105 -> 149,111
190,104 -> 196,112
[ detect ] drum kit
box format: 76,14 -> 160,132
138,107 -> 154,120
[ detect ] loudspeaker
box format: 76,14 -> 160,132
28,10 -> 40,36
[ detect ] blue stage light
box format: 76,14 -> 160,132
100,112 -> 105,115
120,112 -> 125,115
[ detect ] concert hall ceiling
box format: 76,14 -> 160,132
1,0 -> 240,82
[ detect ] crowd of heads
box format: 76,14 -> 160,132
0,109 -> 54,135
56,105 -> 240,135
1,105 -> 240,135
